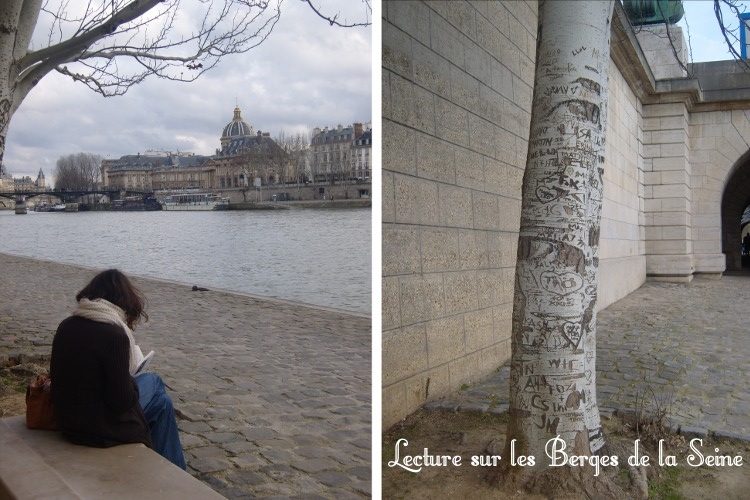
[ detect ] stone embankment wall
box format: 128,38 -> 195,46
209,183 -> 372,204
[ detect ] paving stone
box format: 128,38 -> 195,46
202,431 -> 245,444
189,456 -> 235,474
180,434 -> 207,448
225,469 -> 268,486
291,458 -> 340,474
714,429 -> 750,441
311,471 -> 352,488
260,464 -> 297,480
260,449 -> 297,464
229,453 -> 265,468
189,445 -> 230,459
680,426 -> 709,438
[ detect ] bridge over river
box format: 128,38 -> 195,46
0,188 -> 154,204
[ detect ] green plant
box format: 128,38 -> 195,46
648,465 -> 682,500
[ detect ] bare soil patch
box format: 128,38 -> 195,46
383,409 -> 750,499
0,362 -> 49,418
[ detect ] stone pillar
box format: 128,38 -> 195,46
642,102 -> 694,281
635,25 -> 688,80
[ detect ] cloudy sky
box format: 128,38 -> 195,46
4,0 -> 372,183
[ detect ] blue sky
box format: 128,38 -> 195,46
4,0 -> 372,183
679,0 -> 750,62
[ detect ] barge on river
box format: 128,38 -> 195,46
161,193 -> 230,211
112,196 -> 162,211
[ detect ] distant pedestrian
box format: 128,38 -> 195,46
743,234 -> 750,256
50,269 -> 186,469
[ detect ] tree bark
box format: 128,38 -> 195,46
502,0 -> 615,476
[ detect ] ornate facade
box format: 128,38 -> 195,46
0,166 -> 46,192
205,106 -> 288,188
102,106 -> 288,191
310,123 -> 370,182
351,129 -> 372,181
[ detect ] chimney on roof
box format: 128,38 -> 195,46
354,123 -> 363,141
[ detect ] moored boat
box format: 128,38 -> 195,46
112,196 -> 162,211
161,193 -> 230,211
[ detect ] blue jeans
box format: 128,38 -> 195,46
136,373 -> 187,470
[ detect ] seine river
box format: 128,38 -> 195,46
0,208 -> 371,313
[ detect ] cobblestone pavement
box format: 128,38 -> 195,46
0,253 -> 371,498
429,275 -> 750,441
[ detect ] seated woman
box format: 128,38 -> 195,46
50,269 -> 186,469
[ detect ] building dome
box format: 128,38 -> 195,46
221,106 -> 254,146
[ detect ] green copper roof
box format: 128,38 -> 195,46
623,0 -> 684,25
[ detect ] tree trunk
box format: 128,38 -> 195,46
0,0 -> 44,167
501,0 -> 615,479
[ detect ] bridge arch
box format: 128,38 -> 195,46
721,149 -> 750,271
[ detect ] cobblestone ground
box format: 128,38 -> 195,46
430,275 -> 750,441
0,253 -> 371,498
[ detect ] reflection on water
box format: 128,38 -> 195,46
0,209 -> 371,313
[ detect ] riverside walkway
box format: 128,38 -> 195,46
430,275 -> 750,441
0,253 -> 371,498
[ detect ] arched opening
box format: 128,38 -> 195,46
721,150 -> 750,271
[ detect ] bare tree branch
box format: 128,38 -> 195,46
301,0 -> 371,28
713,0 -> 750,70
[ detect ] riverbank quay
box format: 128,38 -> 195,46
427,275 -> 750,441
0,253 -> 371,498
36,199 -> 372,212
228,199 -> 372,210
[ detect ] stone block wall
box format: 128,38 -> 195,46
635,25 -> 688,80
382,0 -> 537,427
599,59 -> 647,308
642,102 -> 694,280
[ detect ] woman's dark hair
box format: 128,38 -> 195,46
76,269 -> 148,329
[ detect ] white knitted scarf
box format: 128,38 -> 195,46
73,298 -> 138,373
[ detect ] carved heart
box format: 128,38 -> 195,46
535,186 -> 559,203
540,271 -> 583,296
561,321 -> 583,350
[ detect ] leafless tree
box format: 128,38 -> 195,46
0,0 -> 371,168
276,129 -> 311,186
54,152 -> 102,190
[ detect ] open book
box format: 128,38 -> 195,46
133,345 -> 155,376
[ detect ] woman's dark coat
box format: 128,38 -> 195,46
50,316 -> 152,448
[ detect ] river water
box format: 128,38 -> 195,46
0,208 -> 371,313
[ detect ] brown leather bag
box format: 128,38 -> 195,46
26,375 -> 57,430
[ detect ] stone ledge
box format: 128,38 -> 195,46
0,416 -> 225,499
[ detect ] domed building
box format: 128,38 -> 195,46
206,106 -> 288,189
220,106 -> 254,148
102,105 -> 291,193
